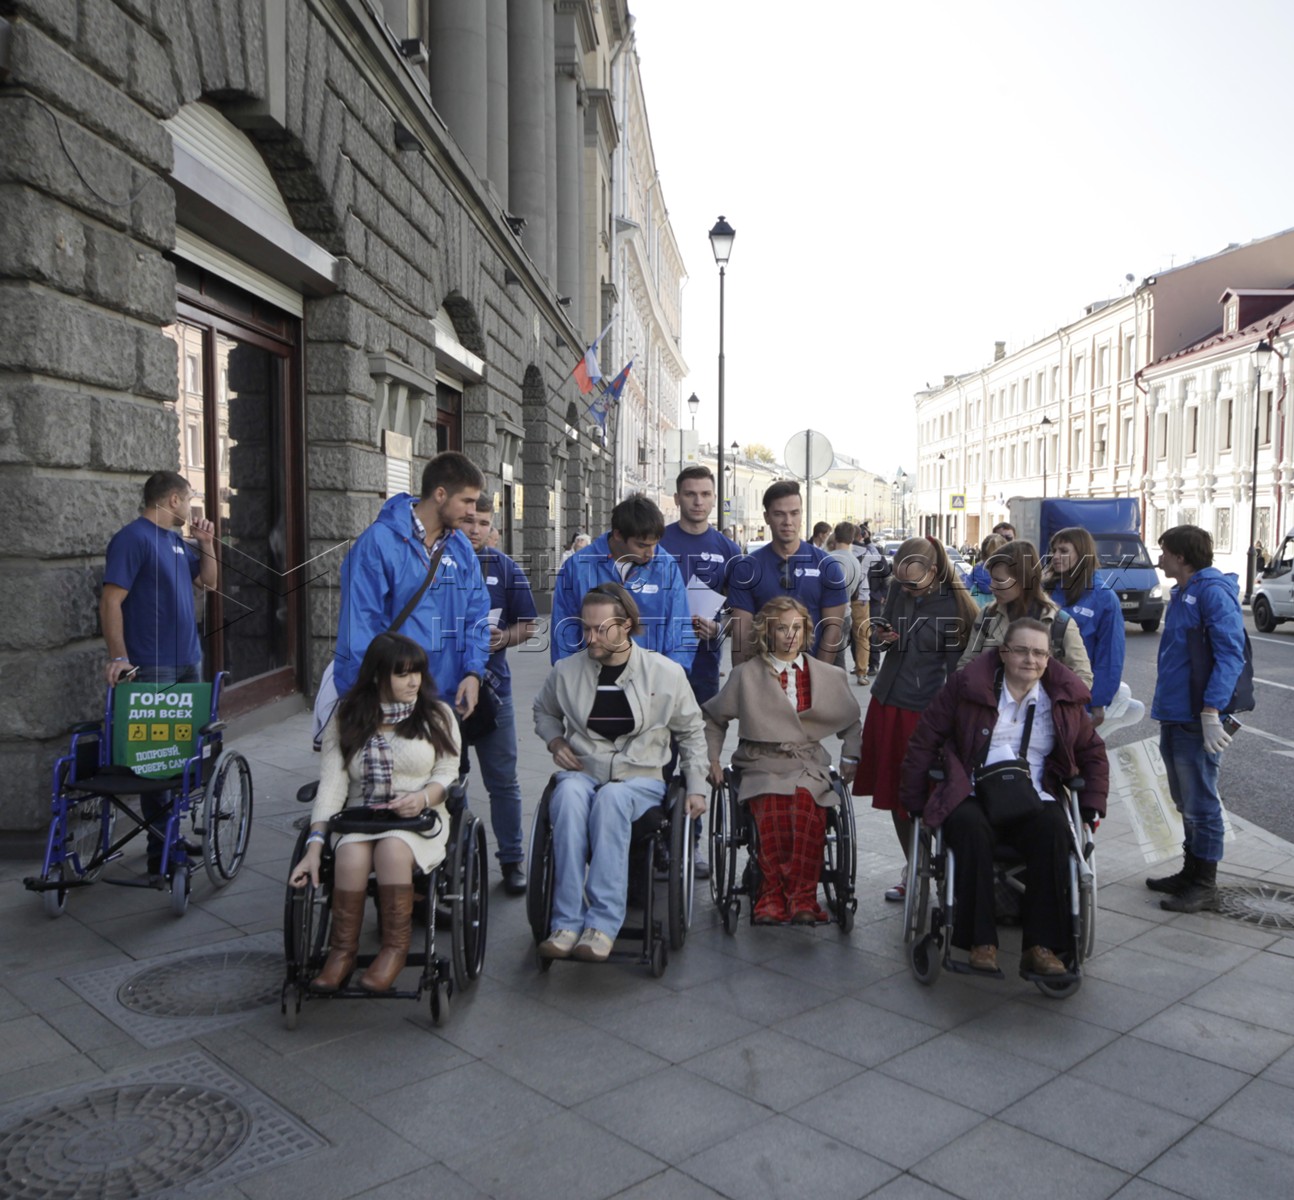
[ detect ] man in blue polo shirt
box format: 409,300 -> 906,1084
102,470 -> 218,875
463,496 -> 538,895
728,480 -> 849,665
659,465 -> 740,705
550,494 -> 694,670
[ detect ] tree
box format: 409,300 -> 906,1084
743,442 -> 775,464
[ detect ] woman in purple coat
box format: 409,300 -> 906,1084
899,617 -> 1109,976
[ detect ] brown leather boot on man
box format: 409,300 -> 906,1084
311,888 -> 366,992
360,883 -> 414,991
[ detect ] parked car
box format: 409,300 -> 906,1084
1253,529 -> 1294,632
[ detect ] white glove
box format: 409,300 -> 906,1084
1201,712 -> 1232,755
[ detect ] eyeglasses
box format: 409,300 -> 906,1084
1003,645 -> 1049,660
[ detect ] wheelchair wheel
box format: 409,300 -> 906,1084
1079,861 -> 1097,962
451,816 -> 489,990
649,939 -> 667,978
822,788 -> 857,933
708,778 -> 730,910
201,751 -> 253,888
525,787 -> 555,944
908,933 -> 941,986
903,827 -> 932,946
283,828 -> 330,983
169,861 -> 191,917
41,860 -> 73,919
1035,973 -> 1082,1000
430,975 -> 451,1026
667,786 -> 693,951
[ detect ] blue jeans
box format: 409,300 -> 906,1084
549,771 -> 666,937
130,664 -> 202,871
1160,721 -> 1225,862
470,692 -> 523,864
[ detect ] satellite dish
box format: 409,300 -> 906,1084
784,430 -> 834,480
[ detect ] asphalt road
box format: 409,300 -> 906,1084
1113,616 -> 1294,844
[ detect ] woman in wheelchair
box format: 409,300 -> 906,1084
704,597 -> 861,924
899,617 -> 1108,976
290,633 -> 461,992
532,583 -> 708,962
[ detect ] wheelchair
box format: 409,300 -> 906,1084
902,776 -> 1097,999
525,773 -> 693,977
708,766 -> 858,934
24,673 -> 252,917
281,775 -> 488,1027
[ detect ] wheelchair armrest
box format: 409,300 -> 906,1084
200,721 -> 227,737
70,722 -> 102,736
1064,775 -> 1085,792
296,782 -> 319,804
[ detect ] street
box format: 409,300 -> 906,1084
1108,618 -> 1294,844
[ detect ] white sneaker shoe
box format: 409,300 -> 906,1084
571,928 -> 614,962
884,864 -> 909,903
539,928 -> 579,959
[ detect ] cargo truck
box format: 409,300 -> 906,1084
1006,497 -> 1166,632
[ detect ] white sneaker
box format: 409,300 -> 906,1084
539,928 -> 579,959
571,928 -> 614,962
884,864 -> 909,903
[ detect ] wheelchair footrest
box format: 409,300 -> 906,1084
945,958 -> 1005,981
1020,967 -> 1079,985
23,875 -> 93,892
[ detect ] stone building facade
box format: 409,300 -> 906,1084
913,229 -> 1294,558
0,0 -> 650,838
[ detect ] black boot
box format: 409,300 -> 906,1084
1147,846 -> 1196,895
1160,859 -> 1218,913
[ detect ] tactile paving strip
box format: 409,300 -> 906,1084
1215,883 -> 1294,931
0,1051 -> 323,1199
65,932 -> 283,1048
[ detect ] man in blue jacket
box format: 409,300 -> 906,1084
1147,525 -> 1247,913
463,495 -> 538,894
550,494 -> 694,670
333,453 -> 490,720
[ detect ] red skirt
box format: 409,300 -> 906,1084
852,700 -> 922,817
749,789 -> 828,922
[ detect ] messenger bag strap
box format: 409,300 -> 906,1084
388,538 -> 447,634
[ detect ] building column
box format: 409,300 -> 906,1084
555,67 -> 581,307
543,1 -> 558,285
428,0 -> 488,180
506,0 -> 548,275
486,0 -> 509,204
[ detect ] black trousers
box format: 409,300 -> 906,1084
942,799 -> 1071,952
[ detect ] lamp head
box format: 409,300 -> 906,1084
687,392 -> 700,418
1254,338 -> 1274,374
708,215 -> 736,266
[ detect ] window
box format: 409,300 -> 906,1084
1259,389 -> 1273,446
1050,365 -> 1060,401
1008,445 -> 1017,479
1121,412 -> 1135,463
1021,376 -> 1030,408
1009,383 -> 1018,414
1221,397 -> 1233,451
185,353 -> 200,395
1216,508 -> 1232,552
186,419 -> 204,467
1258,506 -> 1273,548
1180,507 -> 1198,528
1072,353 -> 1086,393
1155,411 -> 1168,459
1071,425 -> 1085,468
1096,345 -> 1109,388
1123,334 -> 1135,379
1095,422 -> 1108,468
1224,300 -> 1238,334
1036,371 -> 1045,406
1186,407 -> 1199,456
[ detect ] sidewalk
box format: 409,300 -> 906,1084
2,645 -> 1294,1200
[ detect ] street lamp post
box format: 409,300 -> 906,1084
1246,339 -> 1274,604
728,439 -> 740,539
679,392 -> 700,489
1040,414 -> 1053,498
897,467 -> 906,536
709,216 -> 735,533
937,453 -> 946,543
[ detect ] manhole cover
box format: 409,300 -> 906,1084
1215,883 -> 1294,931
118,950 -> 282,1018
0,1082 -> 251,1199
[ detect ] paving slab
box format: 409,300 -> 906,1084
1070,1036 -> 1251,1119
1141,1124 -> 1294,1200
682,1028 -> 863,1112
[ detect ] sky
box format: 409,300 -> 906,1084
633,0 -> 1294,480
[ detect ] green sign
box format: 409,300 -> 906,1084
112,683 -> 212,778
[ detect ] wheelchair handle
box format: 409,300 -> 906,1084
296,782 -> 319,804
1064,775 -> 1085,792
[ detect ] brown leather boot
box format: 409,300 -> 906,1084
311,888 -> 366,992
359,884 -> 414,991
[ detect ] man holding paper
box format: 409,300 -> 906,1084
660,465 -> 741,708
463,496 -> 539,895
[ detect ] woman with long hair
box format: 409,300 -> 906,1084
958,540 -> 1093,687
968,532 -> 1008,607
703,596 -> 862,923
854,536 -> 978,901
290,633 -> 460,992
1045,526 -> 1125,728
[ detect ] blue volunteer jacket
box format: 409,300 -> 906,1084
333,494 -> 490,698
1151,567 -> 1246,723
550,533 -> 695,669
1050,582 -> 1125,709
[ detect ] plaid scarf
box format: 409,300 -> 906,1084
361,701 -> 415,803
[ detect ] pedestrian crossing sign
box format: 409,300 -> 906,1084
949,493 -> 965,511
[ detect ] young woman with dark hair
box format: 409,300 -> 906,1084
290,633 -> 461,993
854,536 -> 978,901
1045,526 -> 1125,728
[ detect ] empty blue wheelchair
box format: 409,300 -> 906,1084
24,674 -> 253,917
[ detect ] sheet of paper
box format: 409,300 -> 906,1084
488,607 -> 503,627
685,579 -> 725,622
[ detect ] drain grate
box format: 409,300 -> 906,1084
0,1052 -> 323,1199
66,932 -> 285,1048
1215,883 -> 1294,931
118,950 -> 282,1018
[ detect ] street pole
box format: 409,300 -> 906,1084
805,430 -> 812,534
717,263 -> 726,533
1246,344 -> 1271,603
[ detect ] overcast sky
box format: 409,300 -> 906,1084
634,0 -> 1294,479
